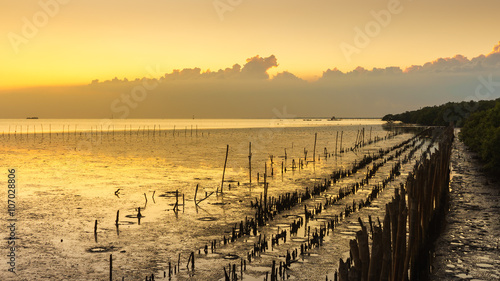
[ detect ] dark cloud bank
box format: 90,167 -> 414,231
2,43 -> 500,119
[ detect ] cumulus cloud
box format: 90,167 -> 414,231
318,66 -> 403,81
320,68 -> 344,80
490,41 -> 500,54
95,55 -> 279,83
403,42 -> 500,73
92,42 -> 500,85
240,55 -> 278,79
272,71 -> 306,82
404,54 -> 471,73
4,42 -> 500,119
317,42 -> 500,78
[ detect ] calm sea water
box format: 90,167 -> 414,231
0,119 -> 418,280
0,118 -> 385,133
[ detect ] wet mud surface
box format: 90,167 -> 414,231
0,124 -> 412,280
430,133 -> 500,281
0,122 -> 445,280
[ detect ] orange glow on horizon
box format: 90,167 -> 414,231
1,1 -> 499,89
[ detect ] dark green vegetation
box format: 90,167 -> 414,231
459,101 -> 500,175
383,98 -> 500,175
382,99 -> 499,127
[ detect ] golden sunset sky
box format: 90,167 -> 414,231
2,0 -> 499,89
1,0 -> 500,119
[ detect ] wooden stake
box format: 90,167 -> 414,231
194,184 -> 199,204
220,144 -> 229,194
313,133 -> 317,162
191,252 -> 195,269
249,142 -> 252,184
94,220 -> 98,242
340,131 -> 343,153
264,163 -> 268,211
110,254 -> 113,281
173,190 -> 179,211
335,131 -> 338,155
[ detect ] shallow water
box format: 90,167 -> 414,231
0,119 -> 423,280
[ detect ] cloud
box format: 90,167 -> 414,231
403,42 -> 500,73
91,42 -> 500,85
318,66 -> 403,81
272,71 -> 306,82
95,55 -> 278,83
240,55 -> 278,79
320,68 -> 344,80
318,42 -> 500,77
490,41 -> 500,54
3,42 -> 500,119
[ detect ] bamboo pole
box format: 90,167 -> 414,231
94,220 -> 98,242
355,129 -> 359,147
357,218 -> 369,281
194,184 -> 199,204
264,162 -> 267,211
220,144 -> 229,194
368,225 -> 383,281
249,142 -> 252,184
313,133 -> 317,162
340,131 -> 343,153
173,191 -> 179,211
109,254 -> 113,281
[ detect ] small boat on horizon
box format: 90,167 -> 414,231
328,116 -> 342,121
26,117 -> 39,119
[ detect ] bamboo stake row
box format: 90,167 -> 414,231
338,126 -> 454,281
95,129 -> 425,281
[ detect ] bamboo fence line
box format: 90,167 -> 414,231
102,129 -> 425,281
338,126 -> 454,281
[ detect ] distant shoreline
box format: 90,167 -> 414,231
0,117 -> 383,120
